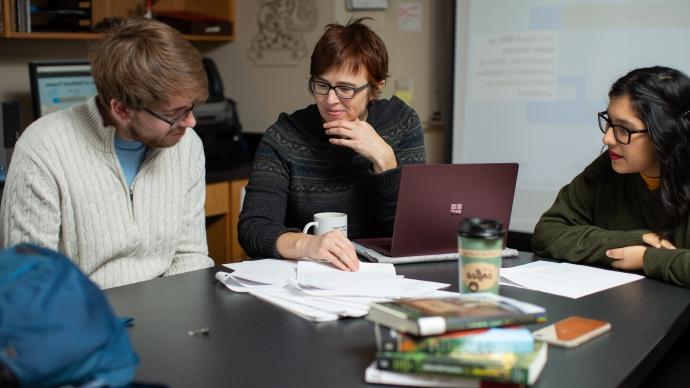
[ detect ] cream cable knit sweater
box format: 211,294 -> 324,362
0,97 -> 214,288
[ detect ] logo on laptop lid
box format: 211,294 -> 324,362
450,203 -> 463,215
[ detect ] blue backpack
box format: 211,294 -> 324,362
0,244 -> 139,387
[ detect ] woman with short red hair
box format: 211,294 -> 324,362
239,18 -> 426,271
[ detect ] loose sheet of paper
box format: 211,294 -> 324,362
296,261 -> 403,297
500,261 -> 643,298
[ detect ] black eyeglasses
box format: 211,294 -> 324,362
597,111 -> 648,145
309,79 -> 369,99
144,104 -> 195,127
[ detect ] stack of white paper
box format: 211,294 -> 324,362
296,262 -> 404,297
216,259 -> 451,322
500,261 -> 644,298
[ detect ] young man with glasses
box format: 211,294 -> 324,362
533,66 -> 690,288
0,18 -> 214,288
239,18 -> 425,271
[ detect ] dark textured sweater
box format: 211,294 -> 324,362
532,153 -> 690,287
238,97 -> 426,258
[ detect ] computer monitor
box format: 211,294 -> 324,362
29,61 -> 97,119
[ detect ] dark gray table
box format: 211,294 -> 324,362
105,253 -> 690,388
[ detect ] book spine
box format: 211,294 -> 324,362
25,0 -> 30,33
444,312 -> 546,332
376,352 -> 530,385
15,0 -> 23,32
395,329 -> 533,354
369,296 -> 547,336
10,0 -> 16,33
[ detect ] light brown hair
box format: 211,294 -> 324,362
89,17 -> 208,109
310,18 -> 389,97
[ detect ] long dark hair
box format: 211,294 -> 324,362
609,66 -> 690,237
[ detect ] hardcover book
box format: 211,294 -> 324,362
375,341 -> 547,385
375,324 -> 535,354
367,293 -> 546,336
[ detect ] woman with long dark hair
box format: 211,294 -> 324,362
532,66 -> 690,286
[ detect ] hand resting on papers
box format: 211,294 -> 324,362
276,231 -> 360,272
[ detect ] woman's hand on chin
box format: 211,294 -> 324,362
324,119 -> 397,173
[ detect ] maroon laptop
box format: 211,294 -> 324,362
355,163 -> 519,257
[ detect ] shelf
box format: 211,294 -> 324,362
3,31 -> 100,40
3,31 -> 233,42
0,0 -> 235,42
184,34 -> 233,43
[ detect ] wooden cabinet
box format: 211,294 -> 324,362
205,178 -> 247,264
1,0 -> 234,41
424,120 -> 446,164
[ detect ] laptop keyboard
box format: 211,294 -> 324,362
353,242 -> 518,264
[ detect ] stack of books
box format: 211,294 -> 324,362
365,293 -> 548,387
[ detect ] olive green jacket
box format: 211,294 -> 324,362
532,153 -> 690,287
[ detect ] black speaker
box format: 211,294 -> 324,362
1,102 -> 20,149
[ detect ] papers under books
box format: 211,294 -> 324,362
216,259 -> 451,322
500,260 -> 644,298
366,293 -> 546,336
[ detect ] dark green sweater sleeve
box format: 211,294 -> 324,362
533,154 -> 690,288
532,159 -> 647,265
644,248 -> 690,287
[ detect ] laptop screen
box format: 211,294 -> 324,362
389,163 -> 518,257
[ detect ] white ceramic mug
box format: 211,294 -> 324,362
302,212 -> 348,236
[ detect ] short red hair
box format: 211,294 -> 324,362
309,18 -> 389,97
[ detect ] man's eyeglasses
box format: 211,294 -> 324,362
597,111 -> 648,145
309,79 -> 369,99
144,104 -> 195,127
